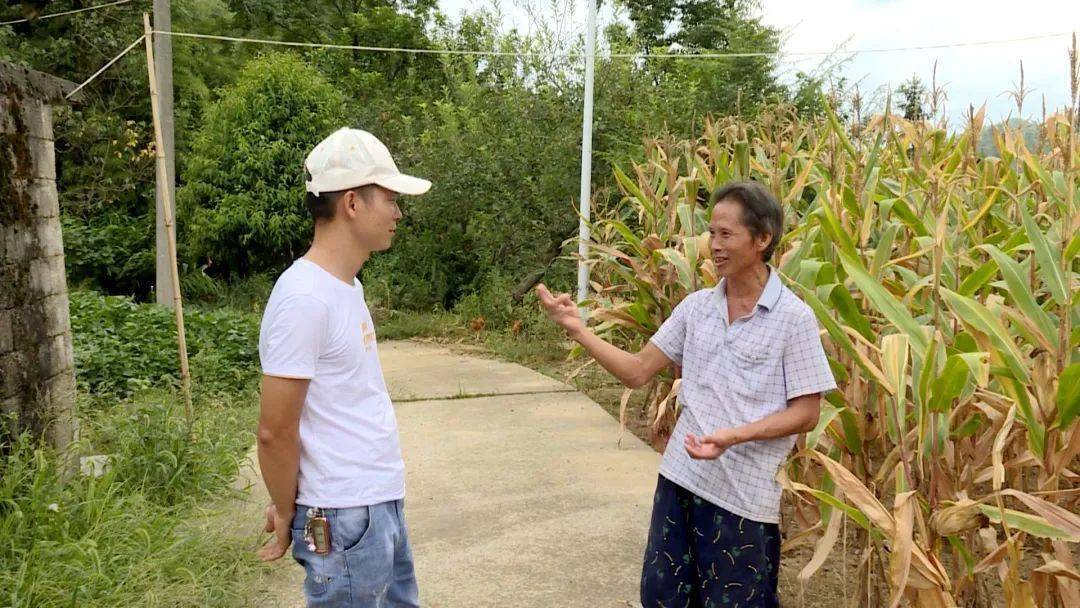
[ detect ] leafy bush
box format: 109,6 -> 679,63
83,389 -> 254,506
2,1 -> 249,296
452,272 -> 518,330
69,290 -> 260,398
61,212 -> 155,295
178,52 -> 348,277
368,95 -> 582,308
182,271 -> 275,313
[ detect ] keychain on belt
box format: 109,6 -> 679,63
303,507 -> 331,555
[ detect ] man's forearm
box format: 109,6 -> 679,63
258,434 -> 300,518
571,327 -> 647,388
728,397 -> 820,444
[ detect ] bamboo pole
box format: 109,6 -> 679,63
143,12 -> 194,427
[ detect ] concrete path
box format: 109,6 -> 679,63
240,341 -> 659,607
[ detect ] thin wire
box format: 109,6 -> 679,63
65,34 -> 145,99
153,28 -> 1077,60
155,30 -> 568,58
52,25 -> 1080,103
0,0 -> 137,27
776,30 -> 1075,57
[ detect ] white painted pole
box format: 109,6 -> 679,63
576,0 -> 597,314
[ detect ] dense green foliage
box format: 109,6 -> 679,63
1,0 -> 804,309
68,290 -> 259,398
176,53 -> 348,276
2,0 -> 247,295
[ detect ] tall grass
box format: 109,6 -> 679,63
587,50 -> 1080,606
1,291 -> 262,607
1,402 -> 254,607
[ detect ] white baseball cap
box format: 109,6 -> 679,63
304,127 -> 431,196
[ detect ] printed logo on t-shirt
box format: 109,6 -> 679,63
361,321 -> 376,351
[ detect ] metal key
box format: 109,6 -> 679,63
305,507 -> 330,554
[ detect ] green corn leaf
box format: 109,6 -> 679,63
814,198 -> 858,260
799,485 -> 874,533
870,222 -> 900,280
1018,203 -> 1068,305
957,259 -> 998,296
928,353 -> 989,413
978,505 -> 1077,541
676,202 -> 697,237
939,288 -> 1031,385
980,244 -> 1057,349
823,96 -> 858,159
657,248 -> 694,292
837,249 -> 929,356
734,140 -> 750,179
1064,232 -> 1080,262
1056,363 -> 1080,430
788,280 -> 892,388
826,283 -> 875,341
881,196 -> 931,237
807,403 -> 844,450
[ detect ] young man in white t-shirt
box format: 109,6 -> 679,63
256,127 -> 430,607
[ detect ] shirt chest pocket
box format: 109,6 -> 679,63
728,314 -> 783,360
730,339 -> 771,364
725,330 -> 784,398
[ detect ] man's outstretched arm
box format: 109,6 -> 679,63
536,284 -> 672,388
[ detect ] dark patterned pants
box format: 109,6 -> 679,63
640,475 -> 781,608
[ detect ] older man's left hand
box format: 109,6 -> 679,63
684,428 -> 743,460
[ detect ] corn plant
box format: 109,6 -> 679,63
587,44 -> 1080,607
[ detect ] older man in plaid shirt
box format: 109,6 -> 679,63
538,181 -> 836,607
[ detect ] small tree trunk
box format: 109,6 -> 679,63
510,238 -> 567,303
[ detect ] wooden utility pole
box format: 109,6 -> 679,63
153,0 -> 176,308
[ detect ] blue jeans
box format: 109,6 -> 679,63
291,500 -> 419,608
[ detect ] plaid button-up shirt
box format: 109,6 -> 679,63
650,268 -> 837,523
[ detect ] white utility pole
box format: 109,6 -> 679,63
153,0 -> 176,308
576,0 -> 597,313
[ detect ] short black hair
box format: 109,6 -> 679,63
304,169 -> 341,222
303,176 -> 378,224
305,189 -> 343,223
710,181 -> 784,263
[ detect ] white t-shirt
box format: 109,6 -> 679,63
258,258 -> 405,508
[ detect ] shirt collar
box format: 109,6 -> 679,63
713,266 -> 782,322
758,266 -> 783,311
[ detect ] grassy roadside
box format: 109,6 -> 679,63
0,287 -> 637,607
1,291 -> 262,607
